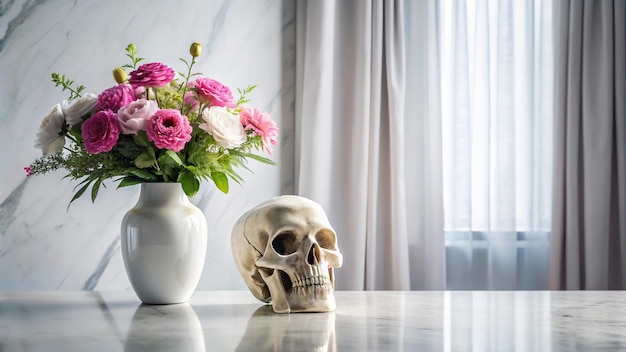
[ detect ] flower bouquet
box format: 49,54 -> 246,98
26,42 -> 278,205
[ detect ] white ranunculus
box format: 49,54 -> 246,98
199,106 -> 246,149
34,104 -> 66,156
62,93 -> 97,126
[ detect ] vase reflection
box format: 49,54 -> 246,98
124,302 -> 205,352
236,305 -> 337,352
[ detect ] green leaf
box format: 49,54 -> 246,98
68,180 -> 91,209
178,171 -> 200,197
238,152 -> 276,165
91,178 -> 103,203
117,176 -> 144,188
135,151 -> 156,168
129,168 -> 158,181
164,150 -> 184,166
210,171 -> 229,193
132,132 -> 149,147
69,123 -> 83,141
117,135 -> 144,159
159,164 -> 177,182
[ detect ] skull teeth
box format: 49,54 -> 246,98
293,275 -> 331,288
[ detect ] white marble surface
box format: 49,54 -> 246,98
0,0 -> 295,290
2,290 -> 626,351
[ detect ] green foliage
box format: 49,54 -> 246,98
122,43 -> 144,69
116,135 -> 143,159
51,73 -> 84,102
135,150 -> 157,169
210,171 -> 229,193
178,170 -> 200,196
236,85 -> 257,106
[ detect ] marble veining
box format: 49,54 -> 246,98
82,236 -> 120,290
0,0 -> 296,291
2,291 -> 626,351
0,178 -> 27,239
0,0 -> 43,53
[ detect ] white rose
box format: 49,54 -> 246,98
199,106 -> 246,149
62,93 -> 97,126
34,104 -> 66,156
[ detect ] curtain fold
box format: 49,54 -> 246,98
363,0 -> 412,290
404,0 -> 446,290
295,0 -> 444,290
550,0 -> 626,290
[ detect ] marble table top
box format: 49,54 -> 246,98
1,290 -> 626,351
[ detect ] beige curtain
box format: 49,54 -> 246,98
550,0 -> 626,289
295,0 -> 445,290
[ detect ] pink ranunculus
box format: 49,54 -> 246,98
146,109 -> 192,152
183,89 -> 200,114
96,84 -> 136,112
190,77 -> 234,107
240,107 -> 279,155
129,62 -> 175,88
134,86 -> 146,97
117,99 -> 158,135
81,110 -> 121,154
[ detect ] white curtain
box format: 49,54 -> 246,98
441,0 -> 554,289
295,0 -> 445,290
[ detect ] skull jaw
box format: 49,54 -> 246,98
261,269 -> 337,314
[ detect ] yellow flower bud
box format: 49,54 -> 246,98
189,42 -> 202,57
112,67 -> 127,84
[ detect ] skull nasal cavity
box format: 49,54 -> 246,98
307,243 -> 322,265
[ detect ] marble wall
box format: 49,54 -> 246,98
0,0 -> 295,290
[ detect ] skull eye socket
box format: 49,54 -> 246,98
272,231 -> 299,255
315,230 -> 336,249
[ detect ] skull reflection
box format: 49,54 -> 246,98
231,195 -> 343,313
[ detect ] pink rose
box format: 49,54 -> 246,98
97,84 -> 136,112
240,107 -> 279,155
82,110 -> 121,154
146,109 -> 192,152
190,77 -> 234,107
117,99 -> 158,135
129,62 -> 175,88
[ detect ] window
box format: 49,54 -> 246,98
440,0 -> 554,289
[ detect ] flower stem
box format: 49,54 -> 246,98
179,56 -> 197,114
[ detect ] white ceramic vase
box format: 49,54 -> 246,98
121,183 -> 207,304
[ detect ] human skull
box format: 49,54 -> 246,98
231,195 -> 343,313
